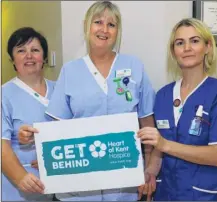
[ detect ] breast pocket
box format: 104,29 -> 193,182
189,116 -> 210,145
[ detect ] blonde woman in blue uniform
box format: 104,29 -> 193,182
2,27 -> 55,201
138,18 -> 217,201
45,1 -> 156,201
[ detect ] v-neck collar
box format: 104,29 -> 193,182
173,76 -> 208,126
13,77 -> 49,106
83,53 -> 118,94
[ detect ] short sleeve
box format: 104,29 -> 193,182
138,67 -> 156,118
46,65 -> 73,120
2,99 -> 13,140
208,99 -> 217,145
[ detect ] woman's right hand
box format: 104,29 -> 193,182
18,125 -> 38,144
17,173 -> 45,194
143,171 -> 156,201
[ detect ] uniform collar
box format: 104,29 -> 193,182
13,77 -> 49,106
173,76 -> 208,126
82,53 -> 118,94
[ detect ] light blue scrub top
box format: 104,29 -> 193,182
2,77 -> 55,201
46,53 -> 155,201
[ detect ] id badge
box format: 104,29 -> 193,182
115,69 -> 131,78
156,120 -> 170,129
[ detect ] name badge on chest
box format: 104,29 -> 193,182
115,69 -> 131,78
156,120 -> 170,129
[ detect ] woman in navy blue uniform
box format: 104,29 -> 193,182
138,18 -> 217,201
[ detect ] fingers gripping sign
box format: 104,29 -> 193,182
137,127 -> 167,151
18,125 -> 39,144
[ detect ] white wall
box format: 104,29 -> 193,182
61,1 -> 192,91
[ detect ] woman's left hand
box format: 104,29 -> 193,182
137,127 -> 167,151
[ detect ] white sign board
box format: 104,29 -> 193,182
34,112 -> 145,194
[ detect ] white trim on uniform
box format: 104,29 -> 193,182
173,79 -> 183,126
173,76 -> 208,126
1,137 -> 11,140
13,77 -> 49,107
44,79 -> 49,98
83,54 -> 118,95
192,186 -> 217,194
208,142 -> 217,145
139,112 -> 154,119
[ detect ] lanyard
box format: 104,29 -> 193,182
13,77 -> 49,107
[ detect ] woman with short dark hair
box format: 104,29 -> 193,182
2,27 -> 54,201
